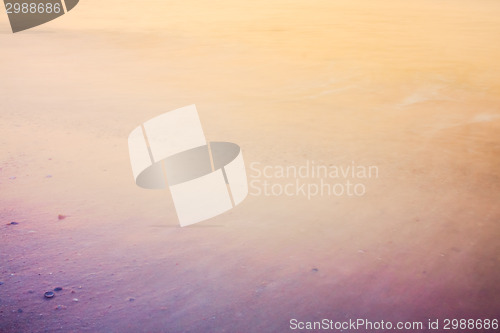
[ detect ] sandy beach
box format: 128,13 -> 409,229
1,0 -> 499,332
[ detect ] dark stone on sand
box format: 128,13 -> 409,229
54,287 -> 63,292
128,297 -> 135,302
0,282 -> 4,285
8,222 -> 19,225
311,268 -> 319,272
44,291 -> 55,299
17,309 -> 23,313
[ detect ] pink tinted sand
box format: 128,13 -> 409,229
1,0 -> 499,332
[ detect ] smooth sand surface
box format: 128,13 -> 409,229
1,1 -> 499,332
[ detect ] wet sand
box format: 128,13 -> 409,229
1,0 -> 499,332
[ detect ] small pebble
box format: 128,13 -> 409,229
55,305 -> 66,310
127,297 -> 135,302
311,268 -> 319,272
54,287 -> 63,292
58,215 -> 66,220
44,291 -> 55,299
17,309 -> 23,313
72,298 -> 79,302
8,222 -> 19,225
